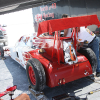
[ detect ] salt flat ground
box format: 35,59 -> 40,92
0,55 -> 100,100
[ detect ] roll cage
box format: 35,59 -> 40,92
37,14 -> 100,64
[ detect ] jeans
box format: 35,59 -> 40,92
88,36 -> 100,72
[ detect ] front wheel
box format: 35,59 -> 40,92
78,48 -> 97,73
26,58 -> 46,91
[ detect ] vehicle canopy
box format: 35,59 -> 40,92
37,14 -> 100,37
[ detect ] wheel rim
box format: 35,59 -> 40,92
28,66 -> 36,85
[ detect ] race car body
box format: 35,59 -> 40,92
7,36 -> 33,69
3,14 -> 100,91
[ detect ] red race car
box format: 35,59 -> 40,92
2,14 -> 100,91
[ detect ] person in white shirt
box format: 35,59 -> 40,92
62,14 -> 72,37
78,27 -> 95,42
76,27 -> 100,77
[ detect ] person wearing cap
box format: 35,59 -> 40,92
76,27 -> 100,77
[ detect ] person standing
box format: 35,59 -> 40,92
0,45 -> 6,60
76,27 -> 100,77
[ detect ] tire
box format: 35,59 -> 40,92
78,48 -> 97,73
26,58 -> 46,91
0,46 -> 4,57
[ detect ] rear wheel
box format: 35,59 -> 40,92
26,58 -> 46,91
78,48 -> 97,73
